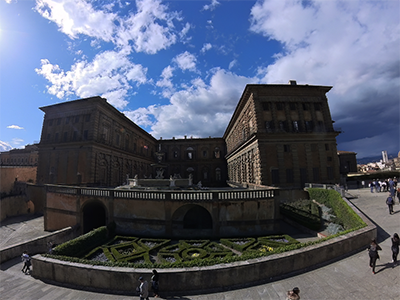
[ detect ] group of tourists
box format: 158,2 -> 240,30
367,234 -> 399,274
369,177 -> 398,196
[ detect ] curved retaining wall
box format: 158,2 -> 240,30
31,198 -> 376,295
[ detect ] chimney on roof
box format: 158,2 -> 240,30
289,80 -> 297,85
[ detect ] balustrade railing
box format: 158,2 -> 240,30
46,185 -> 275,201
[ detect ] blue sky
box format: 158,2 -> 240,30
0,0 -> 399,159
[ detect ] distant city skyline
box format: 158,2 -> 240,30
1,0 -> 399,159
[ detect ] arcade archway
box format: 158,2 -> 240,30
183,206 -> 212,229
82,201 -> 107,233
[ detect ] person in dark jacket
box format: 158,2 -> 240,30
386,193 -> 395,215
368,239 -> 382,274
391,233 -> 399,264
151,269 -> 160,298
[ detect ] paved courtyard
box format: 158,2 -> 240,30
0,188 -> 399,299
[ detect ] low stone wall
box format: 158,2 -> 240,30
31,198 -> 376,295
0,227 -> 78,264
1,195 -> 34,221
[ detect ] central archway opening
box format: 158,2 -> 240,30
82,201 -> 107,233
183,206 -> 212,229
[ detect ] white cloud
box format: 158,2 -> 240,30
35,0 -> 183,54
173,51 -> 197,71
203,0 -> 220,11
35,0 -> 117,42
35,50 -> 148,109
12,138 -> 24,146
228,59 -> 237,70
0,141 -> 12,152
200,43 -> 212,53
7,125 -> 24,130
116,0 -> 180,53
126,68 -> 256,139
250,0 -> 400,156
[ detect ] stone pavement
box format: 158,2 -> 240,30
0,188 -> 399,299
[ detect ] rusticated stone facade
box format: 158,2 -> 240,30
36,97 -> 228,187
37,81 -> 340,189
224,82 -> 340,188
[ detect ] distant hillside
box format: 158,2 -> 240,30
0,141 -> 12,152
357,153 -> 398,164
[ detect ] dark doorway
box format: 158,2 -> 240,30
183,206 -> 212,229
82,201 -> 106,233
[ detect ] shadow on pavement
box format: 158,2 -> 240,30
0,214 -> 43,227
0,257 -> 21,271
347,199 -> 391,244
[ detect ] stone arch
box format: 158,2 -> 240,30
172,204 -> 213,230
82,200 -> 107,234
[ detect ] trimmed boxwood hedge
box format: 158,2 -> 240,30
220,238 -> 256,252
307,188 -> 365,230
44,188 -> 367,269
53,226 -> 111,258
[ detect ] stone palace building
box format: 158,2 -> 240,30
36,81 -> 340,189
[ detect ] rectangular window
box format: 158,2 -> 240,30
276,103 -> 284,110
115,134 -> 120,146
203,150 -> 207,158
66,117 -> 70,124
265,121 -> 274,132
48,119 -> 53,126
300,168 -> 307,186
313,167 -> 320,182
83,130 -> 88,140
292,121 -> 300,132
286,169 -> 294,183
311,144 -> 318,152
317,121 -> 324,132
55,132 -> 59,142
305,121 -> 314,132
314,103 -> 321,111
57,118 -> 61,125
46,133 -> 51,141
279,121 -> 288,132
325,143 -> 330,151
290,103 -> 296,110
327,156 -> 333,161
85,114 -> 91,122
302,103 -> 308,110
73,130 -> 78,141
74,116 -> 80,123
63,132 -> 68,142
327,167 -> 334,179
284,144 -> 291,152
262,102 -> 270,111
271,169 -> 280,184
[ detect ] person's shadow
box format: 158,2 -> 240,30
375,261 -> 399,274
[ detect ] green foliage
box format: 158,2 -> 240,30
280,203 -> 322,231
52,226 -> 111,258
307,188 -> 366,230
220,238 -> 256,252
45,193 -> 366,269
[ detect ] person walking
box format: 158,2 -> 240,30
367,239 -> 382,274
386,193 -> 395,215
286,287 -> 300,300
138,277 -> 149,300
21,251 -> 31,274
151,269 -> 160,298
391,233 -> 399,264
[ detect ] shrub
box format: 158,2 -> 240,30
307,188 -> 366,230
52,226 -> 111,258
